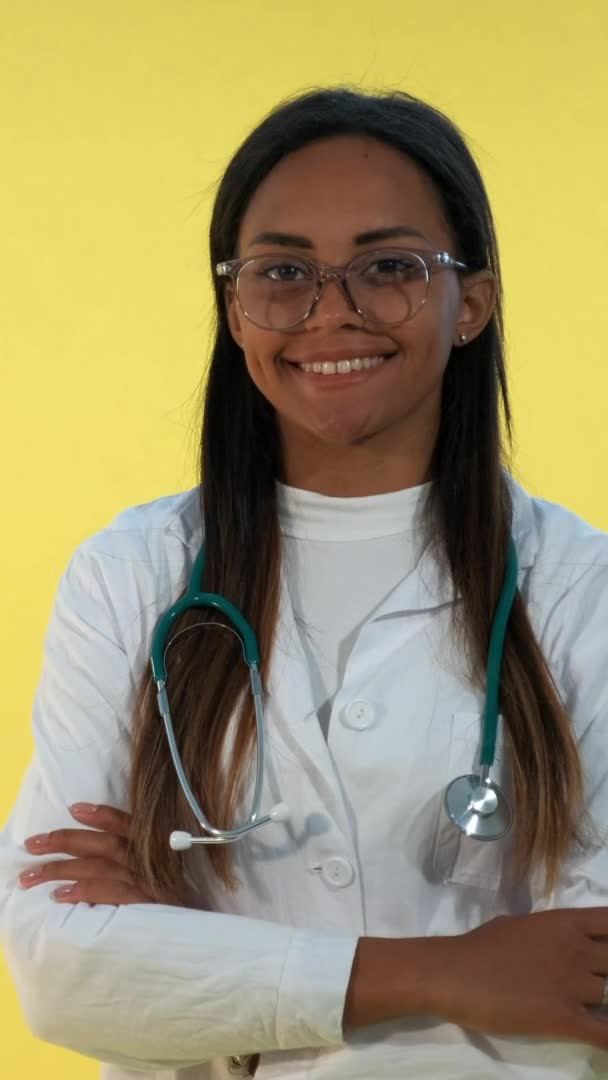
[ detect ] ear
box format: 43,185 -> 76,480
224,283 -> 245,348
454,269 -> 497,346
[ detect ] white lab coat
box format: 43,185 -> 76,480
1,476 -> 608,1079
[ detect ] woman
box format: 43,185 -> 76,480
2,85 -> 608,1079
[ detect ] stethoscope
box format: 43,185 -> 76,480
150,536 -> 519,851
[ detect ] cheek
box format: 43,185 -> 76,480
243,344 -> 278,390
241,337 -> 292,412
403,290 -> 458,367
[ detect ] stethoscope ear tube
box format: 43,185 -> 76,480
169,801 -> 290,850
150,550 -> 291,848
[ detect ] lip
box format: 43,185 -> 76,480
282,347 -> 397,366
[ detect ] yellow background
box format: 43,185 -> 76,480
2,1 -> 607,1074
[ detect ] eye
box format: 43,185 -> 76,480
361,254 -> 422,280
255,259 -> 312,283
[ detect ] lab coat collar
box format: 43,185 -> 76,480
367,474 -> 538,618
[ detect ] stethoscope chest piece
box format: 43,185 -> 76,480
444,773 -> 512,840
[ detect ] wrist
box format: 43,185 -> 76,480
343,934 -> 452,1031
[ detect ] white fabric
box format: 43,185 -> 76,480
1,475 -> 608,1079
277,479 -> 429,738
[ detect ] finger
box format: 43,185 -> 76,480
573,973 -> 608,1008
69,803 -> 131,839
20,857 -> 135,890
52,879 -> 153,906
564,907 -> 608,939
587,941 -> 608,976
24,828 -> 129,866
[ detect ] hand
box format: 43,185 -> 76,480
345,910 -> 608,1052
19,803 -> 153,906
426,909 -> 608,1050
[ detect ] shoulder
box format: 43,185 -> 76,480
76,485 -> 203,566
55,487 -> 203,656
509,476 -> 608,729
509,475 -> 608,580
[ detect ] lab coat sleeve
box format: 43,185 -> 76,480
0,546 -> 358,1071
530,559 -> 608,911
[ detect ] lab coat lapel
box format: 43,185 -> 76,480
365,476 -> 539,623
264,567 -> 354,832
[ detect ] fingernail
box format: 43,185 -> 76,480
19,869 -> 44,887
70,803 -> 99,815
52,885 -> 76,900
25,833 -> 50,849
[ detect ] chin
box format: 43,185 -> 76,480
310,417 -> 376,445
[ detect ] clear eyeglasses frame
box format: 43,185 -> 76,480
215,247 -> 469,330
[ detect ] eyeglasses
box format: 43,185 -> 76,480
216,247 -> 468,331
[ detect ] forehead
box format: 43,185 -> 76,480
238,134 -> 453,252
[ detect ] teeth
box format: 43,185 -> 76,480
297,354 -> 390,375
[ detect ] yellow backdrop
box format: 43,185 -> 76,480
2,1 -> 607,1074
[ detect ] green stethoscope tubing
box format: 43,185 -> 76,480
151,545 -> 260,678
480,534 -> 518,767
150,535 -> 519,848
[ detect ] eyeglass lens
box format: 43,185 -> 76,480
235,249 -> 429,330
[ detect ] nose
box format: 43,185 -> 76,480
305,272 -> 363,328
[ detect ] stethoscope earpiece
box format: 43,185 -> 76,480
268,801 -> 290,822
170,831 -> 195,851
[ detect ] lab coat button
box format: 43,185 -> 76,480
342,699 -> 374,730
321,856 -> 355,888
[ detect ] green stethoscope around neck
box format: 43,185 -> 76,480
150,536 -> 519,851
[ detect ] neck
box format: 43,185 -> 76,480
279,419 -> 438,497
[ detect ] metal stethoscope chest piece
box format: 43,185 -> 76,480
150,545 -> 289,851
444,535 -> 519,841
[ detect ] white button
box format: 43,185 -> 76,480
321,857 -> 355,888
342,699 -> 375,730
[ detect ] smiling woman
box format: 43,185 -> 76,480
218,137 -> 491,471
2,85 -> 608,1080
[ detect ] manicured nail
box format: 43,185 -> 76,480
19,869 -> 44,886
70,803 -> 99,815
25,833 -> 50,849
52,885 -> 76,900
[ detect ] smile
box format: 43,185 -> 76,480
294,354 -> 392,375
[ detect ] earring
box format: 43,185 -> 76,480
458,332 -> 468,345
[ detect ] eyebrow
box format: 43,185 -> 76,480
248,225 -> 430,249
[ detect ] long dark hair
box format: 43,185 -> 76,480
129,86 -> 584,899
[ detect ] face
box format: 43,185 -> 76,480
224,134 -> 496,488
